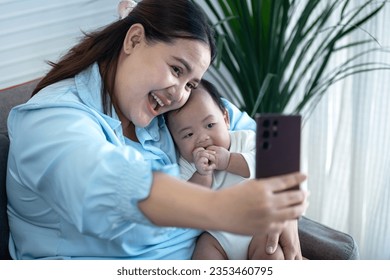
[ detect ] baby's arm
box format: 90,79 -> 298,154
207,146 -> 250,178
226,152 -> 250,178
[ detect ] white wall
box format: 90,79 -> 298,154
0,0 -> 118,89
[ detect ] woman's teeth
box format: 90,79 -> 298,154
151,93 -> 165,108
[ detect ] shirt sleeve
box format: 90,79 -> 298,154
8,105 -> 156,239
222,98 -> 256,131
230,130 -> 257,179
177,156 -> 197,181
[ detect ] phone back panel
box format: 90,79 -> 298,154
255,114 -> 301,189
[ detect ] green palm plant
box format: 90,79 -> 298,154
197,0 -> 389,118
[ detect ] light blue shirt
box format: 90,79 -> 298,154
6,63 -> 256,259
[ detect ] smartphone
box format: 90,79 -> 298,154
255,114 -> 301,191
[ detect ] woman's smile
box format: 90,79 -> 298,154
148,92 -> 170,116
151,92 -> 166,108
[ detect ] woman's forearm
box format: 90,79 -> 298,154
138,172 -> 219,230
188,172 -> 213,188
138,172 -> 308,236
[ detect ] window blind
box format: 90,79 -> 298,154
0,0 -> 117,89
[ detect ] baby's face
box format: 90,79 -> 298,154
167,87 -> 230,163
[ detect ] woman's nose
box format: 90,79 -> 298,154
167,84 -> 188,105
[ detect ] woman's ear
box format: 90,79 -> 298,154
123,23 -> 145,54
223,109 -> 230,129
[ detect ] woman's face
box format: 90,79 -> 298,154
114,24 -> 211,128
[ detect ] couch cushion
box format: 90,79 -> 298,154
0,79 -> 39,134
0,133 -> 11,259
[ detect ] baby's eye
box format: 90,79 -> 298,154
183,132 -> 193,139
207,123 -> 215,128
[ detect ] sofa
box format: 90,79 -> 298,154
0,79 -> 359,260
1,79 -> 40,259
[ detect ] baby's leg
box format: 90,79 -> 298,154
248,234 -> 285,260
192,232 -> 228,260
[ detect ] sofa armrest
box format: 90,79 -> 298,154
299,216 -> 359,260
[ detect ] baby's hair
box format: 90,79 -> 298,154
165,79 -> 225,124
197,79 -> 225,113
165,79 -> 226,130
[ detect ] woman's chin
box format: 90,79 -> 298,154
133,117 -> 155,128
132,108 -> 161,128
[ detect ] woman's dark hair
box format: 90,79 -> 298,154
32,0 -> 216,114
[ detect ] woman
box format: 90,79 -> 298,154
6,0 -> 307,259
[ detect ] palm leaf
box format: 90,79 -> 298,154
196,0 -> 390,119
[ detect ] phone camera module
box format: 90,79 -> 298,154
262,141 -> 270,150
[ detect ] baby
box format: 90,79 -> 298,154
166,79 -> 285,259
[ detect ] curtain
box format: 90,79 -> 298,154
302,1 -> 390,259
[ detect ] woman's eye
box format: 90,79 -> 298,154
172,66 -> 181,76
186,83 -> 196,90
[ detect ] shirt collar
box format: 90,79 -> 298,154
75,63 -> 105,112
136,117 -> 164,143
75,63 -> 122,132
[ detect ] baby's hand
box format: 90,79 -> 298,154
192,147 -> 216,176
207,146 -> 230,171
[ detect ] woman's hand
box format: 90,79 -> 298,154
209,172 -> 308,235
265,219 -> 303,259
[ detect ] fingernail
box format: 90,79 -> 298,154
266,246 -> 274,254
